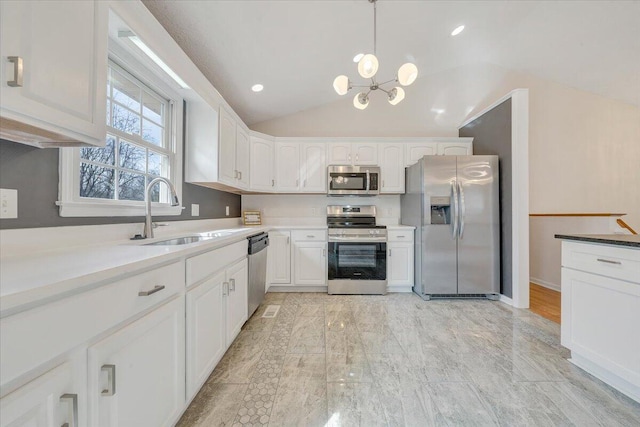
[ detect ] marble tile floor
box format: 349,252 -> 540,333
177,292 -> 640,427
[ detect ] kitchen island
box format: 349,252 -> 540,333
556,234 -> 640,403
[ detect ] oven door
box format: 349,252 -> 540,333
328,241 -> 386,281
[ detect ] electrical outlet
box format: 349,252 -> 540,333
225,206 -> 230,216
0,189 -> 18,219
191,204 -> 200,216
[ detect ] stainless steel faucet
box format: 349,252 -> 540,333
143,177 -> 180,239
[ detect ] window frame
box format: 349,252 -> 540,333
58,44 -> 184,217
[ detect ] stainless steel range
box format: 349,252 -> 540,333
327,205 -> 387,295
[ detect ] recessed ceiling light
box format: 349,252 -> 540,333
251,84 -> 264,92
353,53 -> 364,63
451,25 -> 465,36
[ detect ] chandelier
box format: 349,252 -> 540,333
333,0 -> 418,109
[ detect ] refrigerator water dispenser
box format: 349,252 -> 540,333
430,196 -> 451,224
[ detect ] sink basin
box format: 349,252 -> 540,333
144,235 -> 214,246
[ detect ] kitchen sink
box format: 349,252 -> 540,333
144,235 -> 214,245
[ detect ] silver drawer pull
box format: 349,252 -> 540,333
101,365 -> 116,396
397,235 -> 406,238
597,258 -> 622,265
230,278 -> 236,292
307,235 -> 315,238
138,285 -> 165,296
60,393 -> 78,427
7,56 -> 23,87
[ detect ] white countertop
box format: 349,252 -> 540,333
0,226 -> 269,316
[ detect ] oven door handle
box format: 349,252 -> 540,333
328,237 -> 387,242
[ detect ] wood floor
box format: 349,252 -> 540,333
529,283 -> 561,324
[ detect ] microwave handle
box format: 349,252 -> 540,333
366,170 -> 370,193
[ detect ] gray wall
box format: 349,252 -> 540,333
0,139 -> 241,229
459,99 -> 513,297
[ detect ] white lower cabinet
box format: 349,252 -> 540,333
186,270 -> 226,399
88,297 -> 186,427
387,230 -> 415,290
267,231 -> 292,287
292,231 -> 327,286
0,362 -> 80,427
225,259 -> 248,347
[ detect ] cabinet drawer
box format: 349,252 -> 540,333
187,240 -> 247,286
0,261 -> 184,388
562,241 -> 640,284
291,230 -> 327,242
388,230 -> 414,242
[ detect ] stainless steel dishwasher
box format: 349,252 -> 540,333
247,232 -> 269,317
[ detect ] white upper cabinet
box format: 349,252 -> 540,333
328,142 -> 378,165
235,127 -> 250,189
218,107 -> 237,186
438,141 -> 473,156
379,143 -> 405,194
250,135 -> 275,192
0,0 -> 108,147
405,142 -> 438,166
275,141 -> 301,192
300,143 -> 327,192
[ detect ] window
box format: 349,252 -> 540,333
80,62 -> 172,203
58,54 -> 183,217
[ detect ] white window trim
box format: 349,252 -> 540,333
58,42 -> 184,217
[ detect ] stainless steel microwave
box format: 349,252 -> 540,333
327,165 -> 380,196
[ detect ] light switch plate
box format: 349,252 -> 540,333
191,204 -> 200,216
225,206 -> 230,216
0,189 -> 18,219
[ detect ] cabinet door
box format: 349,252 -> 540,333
186,271 -> 226,400
405,143 -> 438,166
275,141 -> 300,192
352,143 -> 378,165
388,242 -> 414,286
293,241 -> 327,286
0,363 -> 79,427
226,258 -> 248,347
218,107 -> 237,186
379,144 -> 405,193
88,297 -> 185,427
235,127 -> 250,189
301,143 -> 327,192
0,0 -> 108,146
267,231 -> 291,286
328,142 -> 352,165
250,136 -> 274,192
438,142 -> 472,156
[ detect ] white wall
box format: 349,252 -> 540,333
252,62 -> 640,229
241,194 -> 401,226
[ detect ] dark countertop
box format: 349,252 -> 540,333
555,234 -> 640,248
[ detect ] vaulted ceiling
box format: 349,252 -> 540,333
142,0 -> 640,125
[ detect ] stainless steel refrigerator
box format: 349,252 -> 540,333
401,155 -> 500,299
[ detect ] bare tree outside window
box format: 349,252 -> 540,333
79,62 -> 171,204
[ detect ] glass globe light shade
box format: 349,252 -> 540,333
353,92 -> 369,110
397,63 -> 418,86
388,87 -> 405,105
333,75 -> 350,95
357,54 -> 379,79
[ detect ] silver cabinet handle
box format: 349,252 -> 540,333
397,235 -> 405,238
597,258 -> 622,265
101,364 -> 116,396
238,171 -> 242,180
60,393 -> 78,427
286,236 -> 290,245
138,285 -> 165,296
230,278 -> 236,292
307,235 -> 315,238
322,248 -> 326,257
388,249 -> 392,257
382,180 -> 385,188
272,179 -> 275,187
7,56 -> 23,87
223,282 -> 229,296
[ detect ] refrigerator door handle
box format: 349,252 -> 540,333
450,180 -> 459,240
458,181 -> 466,239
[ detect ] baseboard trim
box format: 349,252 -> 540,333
570,353 -> 640,403
530,278 -> 561,292
499,294 -> 514,306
